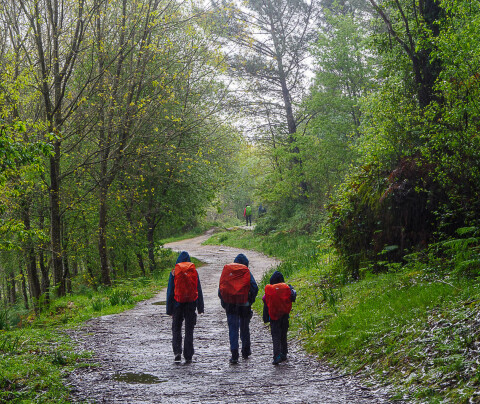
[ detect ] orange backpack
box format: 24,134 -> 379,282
219,263 -> 251,304
174,262 -> 198,303
265,283 -> 292,320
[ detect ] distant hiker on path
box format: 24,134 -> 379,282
244,204 -> 252,226
263,270 -> 296,365
218,253 -> 258,364
166,251 -> 204,363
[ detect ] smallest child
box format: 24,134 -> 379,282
262,270 -> 296,365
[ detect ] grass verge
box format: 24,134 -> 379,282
205,229 -> 480,403
0,250 -> 178,403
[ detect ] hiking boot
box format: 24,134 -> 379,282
230,349 -> 239,364
241,347 -> 251,359
272,354 -> 282,365
174,354 -> 181,362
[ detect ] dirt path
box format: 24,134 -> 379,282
67,233 -> 387,403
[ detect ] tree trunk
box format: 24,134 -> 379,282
38,211 -> 50,307
19,267 -> 29,310
21,201 -> 42,311
63,255 -> 72,294
50,143 -> 65,297
136,253 -> 146,277
98,182 -> 111,286
7,271 -> 16,304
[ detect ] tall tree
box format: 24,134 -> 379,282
211,0 -> 317,146
8,0 -> 98,296
299,4 -> 376,210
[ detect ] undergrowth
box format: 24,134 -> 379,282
205,228 -> 480,403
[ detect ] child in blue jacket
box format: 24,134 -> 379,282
262,270 -> 296,365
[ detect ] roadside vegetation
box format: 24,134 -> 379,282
205,228 -> 480,403
0,249 -> 184,403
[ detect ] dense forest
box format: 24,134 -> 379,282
1,0 -> 480,401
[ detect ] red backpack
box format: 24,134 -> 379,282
265,283 -> 292,320
219,263 -> 251,304
174,262 -> 198,303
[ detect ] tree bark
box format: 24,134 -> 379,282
21,200 -> 42,311
49,146 -> 65,296
38,210 -> 50,306
19,267 -> 30,310
7,271 -> 16,304
136,253 -> 146,277
98,183 -> 111,285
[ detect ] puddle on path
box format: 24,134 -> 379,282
112,372 -> 166,384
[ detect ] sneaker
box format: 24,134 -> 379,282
280,353 -> 287,362
229,357 -> 239,364
272,354 -> 282,365
174,354 -> 181,362
185,358 -> 192,364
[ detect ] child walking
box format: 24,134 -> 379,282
166,251 -> 204,363
262,270 -> 296,365
218,253 -> 258,364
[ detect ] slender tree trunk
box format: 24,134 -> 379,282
49,144 -> 65,296
98,182 -> 111,285
38,211 -> 50,307
19,267 -> 29,310
136,253 -> 146,277
125,204 -> 146,276
64,255 -> 72,294
7,271 -> 16,304
21,201 -> 42,311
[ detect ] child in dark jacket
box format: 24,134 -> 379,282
166,251 -> 204,363
262,270 -> 296,365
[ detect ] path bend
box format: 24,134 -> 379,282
67,233 -> 387,403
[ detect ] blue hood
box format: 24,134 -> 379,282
234,253 -> 249,267
270,270 -> 285,284
176,251 -> 191,264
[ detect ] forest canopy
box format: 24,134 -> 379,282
1,0 -> 480,311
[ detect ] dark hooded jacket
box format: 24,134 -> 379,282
262,270 -> 296,323
218,253 -> 259,315
166,251 -> 204,315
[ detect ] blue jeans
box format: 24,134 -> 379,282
226,312 -> 251,352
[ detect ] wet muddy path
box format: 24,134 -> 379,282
67,233 -> 387,403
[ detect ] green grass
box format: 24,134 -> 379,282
158,219 -> 243,245
205,228 -> 319,261
207,228 -> 480,403
299,273 -> 480,402
0,249 -> 177,403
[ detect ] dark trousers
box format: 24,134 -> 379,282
172,305 -> 197,360
226,311 -> 252,354
270,315 -> 289,358
245,215 -> 252,226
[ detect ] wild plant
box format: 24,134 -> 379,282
109,290 -> 133,306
